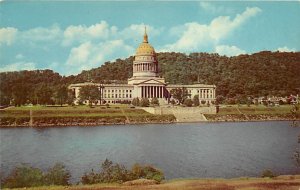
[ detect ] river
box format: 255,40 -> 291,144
1,121 -> 299,183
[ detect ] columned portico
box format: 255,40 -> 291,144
139,85 -> 165,99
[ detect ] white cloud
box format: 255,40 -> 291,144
277,46 -> 296,52
160,7 -> 261,53
199,2 -> 232,14
0,27 -> 18,46
62,21 -> 117,46
215,45 -> 246,56
0,61 -> 36,72
66,40 -> 134,74
15,53 -> 24,59
21,24 -> 62,42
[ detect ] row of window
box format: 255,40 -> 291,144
104,89 -> 132,93
104,94 -> 132,98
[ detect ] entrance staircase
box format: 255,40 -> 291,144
171,109 -> 207,122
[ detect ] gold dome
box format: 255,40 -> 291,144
135,26 -> 156,56
136,43 -> 156,56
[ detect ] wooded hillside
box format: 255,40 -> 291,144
1,51 -> 299,105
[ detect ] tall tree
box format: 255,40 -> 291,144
170,88 -> 188,104
55,86 -> 68,106
79,85 -> 100,106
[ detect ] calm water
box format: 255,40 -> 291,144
1,121 -> 299,183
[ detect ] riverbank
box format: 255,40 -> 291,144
3,175 -> 300,190
205,105 -> 299,122
0,105 -> 299,127
0,105 -> 175,127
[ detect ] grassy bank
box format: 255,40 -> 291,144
0,105 -> 175,127
3,175 -> 300,190
205,105 -> 300,122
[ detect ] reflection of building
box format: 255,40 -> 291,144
69,28 -> 216,105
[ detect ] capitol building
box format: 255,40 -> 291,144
69,29 -> 216,105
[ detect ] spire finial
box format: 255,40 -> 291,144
143,25 -> 148,43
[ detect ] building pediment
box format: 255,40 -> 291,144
137,78 -> 165,85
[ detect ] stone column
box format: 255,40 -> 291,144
158,86 -> 161,98
150,86 -> 153,98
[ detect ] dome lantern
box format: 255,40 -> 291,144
143,26 -> 148,43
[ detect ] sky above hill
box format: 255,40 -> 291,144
0,1 -> 299,75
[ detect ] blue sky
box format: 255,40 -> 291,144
0,1 -> 299,75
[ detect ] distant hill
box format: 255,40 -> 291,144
77,51 -> 300,97
1,51 -> 299,105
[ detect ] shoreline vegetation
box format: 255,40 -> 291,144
2,160 -> 300,190
3,175 -> 300,190
0,105 -> 299,128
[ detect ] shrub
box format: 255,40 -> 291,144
81,159 -> 132,184
132,98 -> 140,106
201,100 -> 206,105
193,95 -> 199,106
183,98 -> 193,107
2,164 -> 44,188
81,159 -> 164,184
170,99 -> 176,105
261,169 -> 276,178
2,163 -> 71,188
151,97 -> 159,106
140,98 -> 150,107
140,165 -> 164,182
44,163 -> 70,185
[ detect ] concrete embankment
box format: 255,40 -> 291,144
141,106 -> 216,122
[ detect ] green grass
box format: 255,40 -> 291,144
0,105 -> 175,127
218,105 -> 296,115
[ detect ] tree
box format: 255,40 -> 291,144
79,85 -> 100,107
55,86 -> 68,106
67,89 -> 76,105
193,95 -> 199,106
140,98 -> 150,107
151,97 -> 159,106
36,85 -> 53,105
170,88 -> 188,104
12,83 -> 30,106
